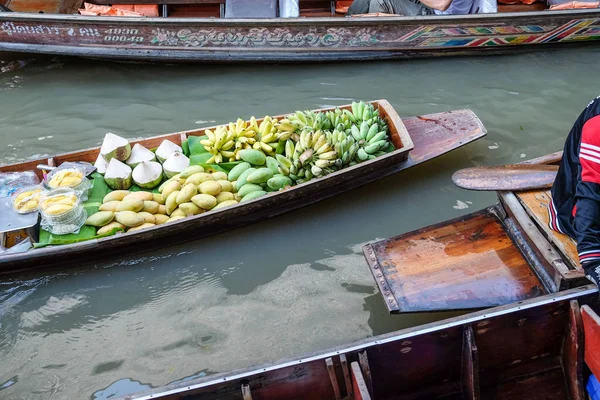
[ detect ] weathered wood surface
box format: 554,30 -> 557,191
119,286 -> 598,400
0,105 -> 485,276
516,190 -> 580,269
363,209 -> 545,313
562,300 -> 584,400
350,362 -> 371,400
452,164 -> 557,191
581,304 -> 600,378
1,11 -> 600,62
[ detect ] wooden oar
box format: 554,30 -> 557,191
452,164 -> 559,191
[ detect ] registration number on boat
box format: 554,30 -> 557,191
104,36 -> 144,43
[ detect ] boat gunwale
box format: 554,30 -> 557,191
2,8 -> 600,24
124,284 -> 598,400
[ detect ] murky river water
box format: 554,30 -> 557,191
0,48 -> 598,399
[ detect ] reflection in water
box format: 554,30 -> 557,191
1,48 -> 600,398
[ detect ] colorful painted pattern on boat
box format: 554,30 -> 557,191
398,19 -> 600,47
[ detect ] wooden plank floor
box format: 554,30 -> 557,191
365,209 -> 545,313
516,190 -> 581,271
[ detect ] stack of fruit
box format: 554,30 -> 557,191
198,101 -> 394,186
12,187 -> 43,214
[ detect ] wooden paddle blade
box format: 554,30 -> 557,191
452,164 -> 559,191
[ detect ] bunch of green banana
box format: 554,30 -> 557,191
288,110 -> 323,132
201,125 -> 236,164
322,108 -> 354,132
329,129 -> 358,168
349,120 -> 393,162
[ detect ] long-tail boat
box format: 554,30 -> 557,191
116,284 -> 599,400
0,100 -> 486,276
1,0 -> 600,63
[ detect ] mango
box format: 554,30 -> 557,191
103,190 -> 130,203
137,211 -> 156,224
228,162 -> 251,181
247,168 -> 274,184
99,201 -> 120,212
116,199 -> 144,212
241,191 -> 267,202
199,181 -> 222,196
191,194 -> 217,210
215,180 -> 232,193
266,157 -> 279,175
213,199 -> 238,210
115,211 -> 144,227
161,180 -> 181,202
97,221 -> 125,235
180,165 -> 204,179
154,214 -> 169,225
239,149 -> 266,166
235,168 -> 256,191
165,191 -> 180,215
85,211 -> 114,227
267,175 -> 293,191
179,202 -> 203,216
142,200 -> 160,214
170,208 -> 185,218
185,172 -> 213,186
127,222 -> 155,232
176,184 -> 197,204
157,205 -> 167,215
152,193 -> 165,205
215,192 -> 234,203
238,183 -> 263,198
123,192 -> 154,202
211,171 -> 228,181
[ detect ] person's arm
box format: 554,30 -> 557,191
575,115 -> 600,285
419,0 -> 452,11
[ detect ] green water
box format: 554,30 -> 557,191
0,48 -> 598,399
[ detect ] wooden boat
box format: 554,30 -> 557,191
0,100 -> 486,276
362,150 -> 593,315
1,0 -> 600,63
115,284 -> 599,400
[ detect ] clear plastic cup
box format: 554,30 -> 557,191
44,165 -> 92,201
11,185 -> 45,214
39,188 -> 87,235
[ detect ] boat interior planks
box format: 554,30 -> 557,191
118,285 -> 598,400
582,304 -> 600,377
363,208 -> 546,313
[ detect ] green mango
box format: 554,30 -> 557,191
238,183 -> 263,198
241,191 -> 267,202
235,168 -> 256,191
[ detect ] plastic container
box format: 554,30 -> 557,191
11,185 -> 45,214
44,165 -> 92,201
279,0 -> 299,17
588,374 -> 600,400
224,0 -> 277,18
39,188 -> 87,235
0,171 -> 40,197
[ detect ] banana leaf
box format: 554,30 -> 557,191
187,135 -> 208,155
182,140 -> 190,157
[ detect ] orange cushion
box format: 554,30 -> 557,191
582,305 -> 600,378
336,0 -> 353,13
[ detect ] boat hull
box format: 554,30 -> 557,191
1,11 -> 600,62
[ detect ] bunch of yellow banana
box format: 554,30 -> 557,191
39,193 -> 78,216
288,110 -> 322,132
228,118 -> 257,158
249,116 -> 280,156
288,130 -> 338,182
201,125 -> 236,164
13,188 -> 43,213
274,118 -> 296,142
47,169 -> 83,189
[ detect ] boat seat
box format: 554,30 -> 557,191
497,2 -> 548,11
